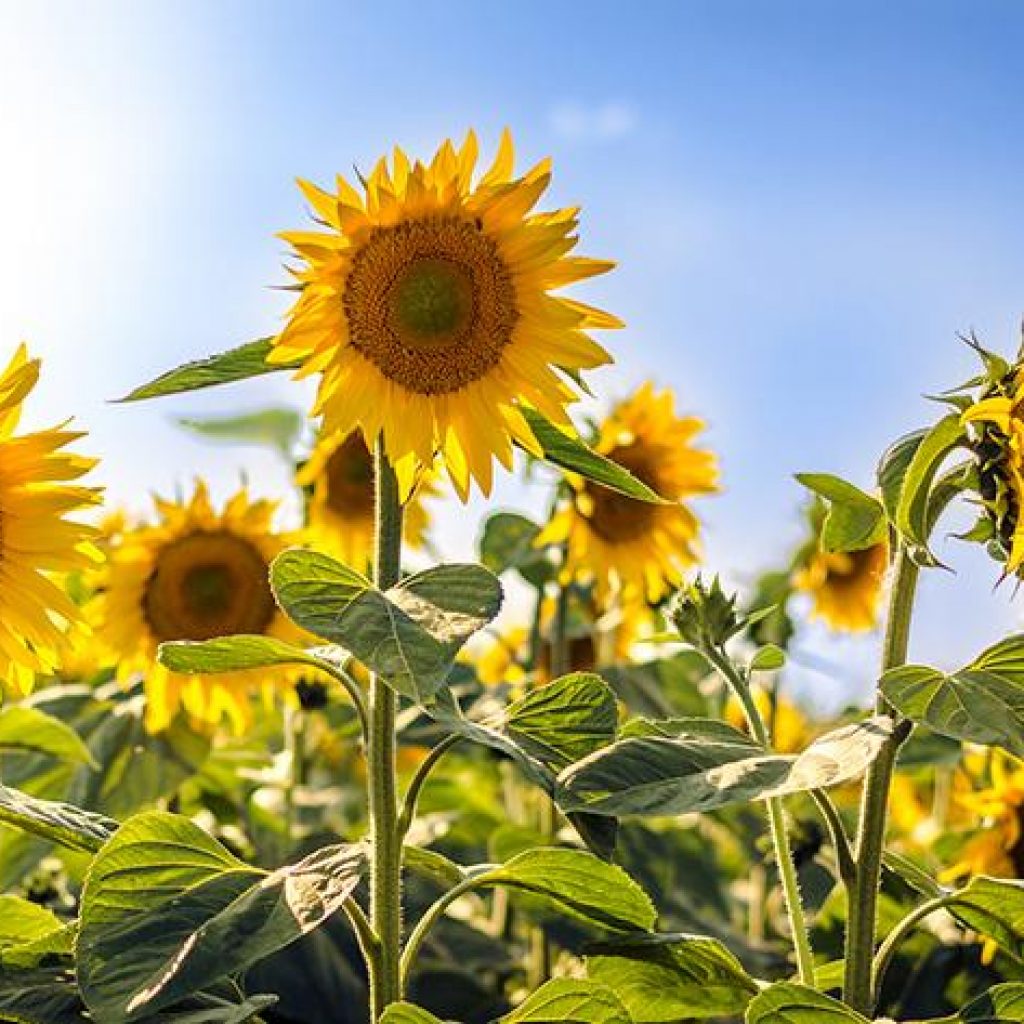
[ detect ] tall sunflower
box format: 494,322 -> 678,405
99,482 -> 302,733
540,382 -> 719,603
0,345 -> 98,694
270,130 -> 620,499
793,542 -> 887,632
296,429 -> 436,569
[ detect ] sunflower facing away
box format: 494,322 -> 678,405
962,363 -> 1024,575
793,541 -> 887,633
99,482 -> 302,733
296,428 -> 436,569
540,382 -> 719,603
270,130 -> 620,499
0,345 -> 98,694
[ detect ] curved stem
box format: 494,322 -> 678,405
871,893 -> 951,1001
400,874 -> 483,988
843,546 -> 919,1014
318,660 -> 369,739
343,895 -> 382,983
367,437 -> 404,1020
809,788 -> 855,888
705,648 -> 816,986
396,733 -> 462,842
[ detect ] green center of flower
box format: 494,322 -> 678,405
391,257 -> 474,350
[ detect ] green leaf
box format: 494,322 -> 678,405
158,634 -> 329,676
76,811 -> 365,1020
878,428 -> 927,523
0,706 -> 97,767
473,847 -> 656,933
794,473 -> 886,553
955,983 -> 1024,1022
587,933 -> 757,1022
505,672 -> 618,769
3,921 -> 76,970
379,1006 -> 444,1024
271,550 -> 502,703
944,876 -> 1024,961
894,413 -> 967,558
750,645 -> 786,672
0,895 -> 61,949
0,968 -> 90,1024
881,636 -> 1024,758
118,339 -> 298,402
0,782 -> 116,852
502,978 -> 631,1023
177,407 -> 303,458
479,511 -> 553,588
520,407 -> 667,504
558,717 -> 892,817
745,982 -> 869,1022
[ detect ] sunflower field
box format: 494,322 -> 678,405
4,128 -> 1024,1024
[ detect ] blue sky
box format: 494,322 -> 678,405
3,1 -> 1024,703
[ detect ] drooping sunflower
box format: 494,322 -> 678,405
296,429 -> 437,569
0,345 -> 99,694
99,482 -> 302,733
540,382 -> 719,603
793,541 -> 888,633
270,130 -> 620,499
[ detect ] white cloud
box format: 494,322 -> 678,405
548,100 -> 637,142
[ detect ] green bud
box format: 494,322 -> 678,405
668,575 -> 743,650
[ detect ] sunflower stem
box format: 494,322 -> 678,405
705,647 -> 816,987
368,436 -> 404,1020
843,545 -> 918,1015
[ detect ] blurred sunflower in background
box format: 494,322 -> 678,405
792,500 -> 888,632
0,345 -> 99,694
297,429 -> 437,569
541,382 -> 719,603
270,129 -> 620,498
725,687 -> 811,754
98,482 -> 303,733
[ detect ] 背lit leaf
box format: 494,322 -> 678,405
177,406 -> 303,458
795,473 -> 886,553
0,782 -> 116,853
745,982 -> 869,1023
479,511 -> 553,588
502,978 -> 630,1023
0,706 -> 96,767
158,634 -> 330,677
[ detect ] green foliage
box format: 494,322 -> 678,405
795,473 -> 887,553
881,635 -> 1024,757
557,717 -> 892,817
501,978 -> 630,1023
745,982 -> 869,1022
176,407 -> 304,458
76,811 -> 364,1020
271,550 -> 502,703
479,511 -> 553,588
0,782 -> 116,852
0,706 -> 96,767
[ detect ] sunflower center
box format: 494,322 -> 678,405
824,546 -> 883,593
584,443 -> 660,544
143,531 -> 276,643
324,432 -> 376,519
344,216 -> 518,395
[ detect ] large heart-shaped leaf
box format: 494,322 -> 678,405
271,550 -> 502,703
881,636 -> 1024,758
557,718 -> 892,816
77,811 -> 365,1021
587,933 -> 757,1022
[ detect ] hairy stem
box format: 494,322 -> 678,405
843,546 -> 919,1014
706,648 -> 816,986
367,436 -> 404,1020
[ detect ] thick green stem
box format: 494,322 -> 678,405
368,437 -> 404,1020
706,649 -> 815,986
843,546 -> 919,1014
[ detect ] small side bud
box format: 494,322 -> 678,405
668,575 -> 743,650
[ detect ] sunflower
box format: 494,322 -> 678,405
962,364 -> 1024,575
725,688 -> 810,755
0,345 -> 99,694
270,130 -> 620,499
539,382 -> 719,603
99,482 -> 302,733
296,429 -> 436,569
793,541 -> 888,632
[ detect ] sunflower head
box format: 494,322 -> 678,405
0,345 -> 99,694
99,482 -> 302,733
540,383 -> 719,603
270,130 -> 621,499
296,429 -> 437,569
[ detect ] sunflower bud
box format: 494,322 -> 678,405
668,575 -> 742,650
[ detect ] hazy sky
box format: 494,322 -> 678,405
3,1 -> 1023,704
